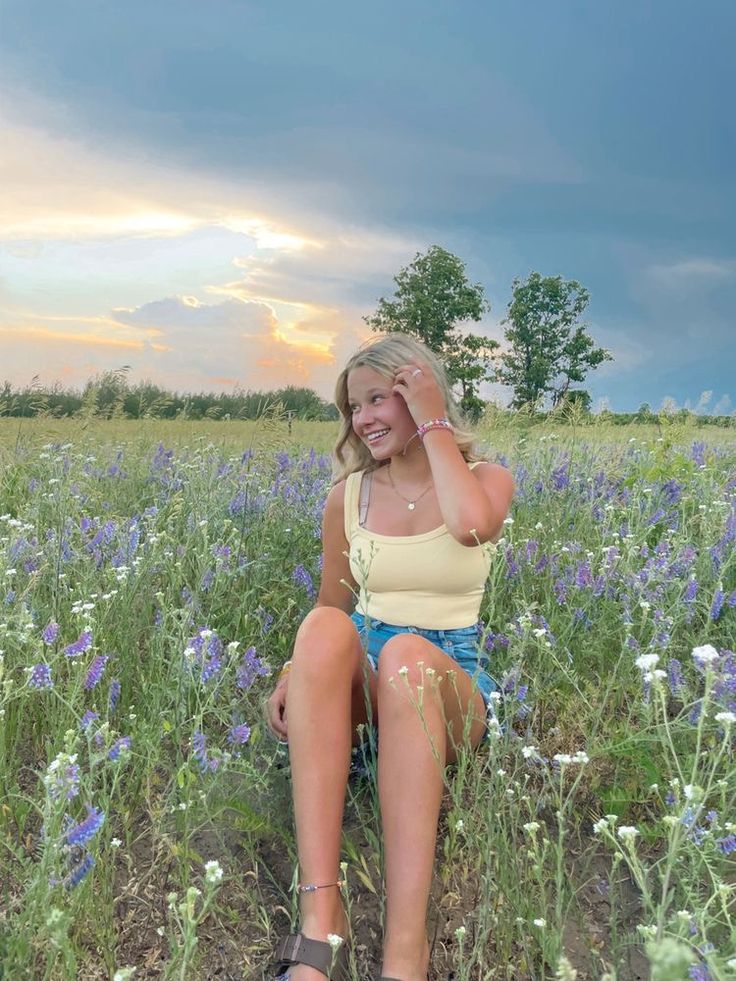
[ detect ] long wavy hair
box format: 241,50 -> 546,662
332,332 -> 485,482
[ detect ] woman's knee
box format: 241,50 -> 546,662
377,635 -> 439,690
292,606 -> 358,676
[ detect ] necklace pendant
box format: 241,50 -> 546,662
408,502 -> 416,510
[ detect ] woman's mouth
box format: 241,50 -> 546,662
366,428 -> 390,446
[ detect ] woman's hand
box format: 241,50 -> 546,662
392,360 -> 447,426
266,677 -> 289,742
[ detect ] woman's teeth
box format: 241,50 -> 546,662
368,429 -> 389,443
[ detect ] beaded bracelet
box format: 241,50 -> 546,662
416,417 -> 453,440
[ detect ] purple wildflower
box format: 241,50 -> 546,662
689,964 -> 712,981
64,851 -> 95,890
192,730 -> 209,771
65,805 -> 105,847
64,629 -> 93,658
80,709 -> 99,731
684,578 -> 698,603
667,659 -> 684,697
236,646 -> 270,691
108,736 -> 131,761
28,663 -> 53,689
716,834 -> 736,855
109,678 -> 121,713
84,654 -> 109,690
228,722 -> 251,746
46,762 -> 80,801
710,590 -> 725,621
42,621 -> 60,644
292,564 -> 316,600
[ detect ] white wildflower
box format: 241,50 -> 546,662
204,860 -> 223,884
692,644 -> 719,665
522,745 -> 538,759
523,822 -> 540,834
533,917 -> 546,928
327,934 -> 343,950
715,711 -> 736,725
617,825 -> 639,841
593,818 -> 609,834
635,653 -> 660,671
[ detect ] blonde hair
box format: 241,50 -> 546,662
332,332 -> 485,482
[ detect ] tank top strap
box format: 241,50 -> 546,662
343,470 -> 362,540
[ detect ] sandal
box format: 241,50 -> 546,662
272,932 -> 349,979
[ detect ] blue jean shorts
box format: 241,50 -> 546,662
349,610 -> 497,707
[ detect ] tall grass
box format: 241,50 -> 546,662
0,418 -> 734,979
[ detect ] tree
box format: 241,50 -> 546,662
363,245 -> 498,418
497,272 -> 612,410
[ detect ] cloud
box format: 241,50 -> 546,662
646,257 -> 736,289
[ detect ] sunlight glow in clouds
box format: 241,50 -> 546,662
0,105 -> 406,395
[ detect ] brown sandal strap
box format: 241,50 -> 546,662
273,933 -> 346,978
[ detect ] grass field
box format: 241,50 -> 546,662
0,416 -> 734,979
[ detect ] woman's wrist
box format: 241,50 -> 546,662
416,417 -> 453,440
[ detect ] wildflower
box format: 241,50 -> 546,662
204,860 -> 223,884
523,822 -> 540,834
80,709 -> 99,731
715,711 -> 736,725
108,736 -> 131,761
327,934 -> 344,950
593,818 -> 609,834
65,805 -> 105,847
292,564 -> 316,600
227,722 -> 251,747
398,666 -> 409,677
533,918 -> 546,928
635,653 -> 660,671
667,659 -> 684,696
235,646 -> 270,691
64,629 -> 93,658
692,644 -> 719,668
710,590 -> 725,621
522,745 -> 538,759
84,654 -> 109,690
64,851 -> 95,890
44,755 -> 80,801
455,925 -> 466,942
716,834 -> 736,855
109,678 -> 121,713
27,663 -> 53,689
617,825 -> 639,841
42,621 -> 60,644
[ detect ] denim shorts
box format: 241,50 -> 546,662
349,610 -> 497,707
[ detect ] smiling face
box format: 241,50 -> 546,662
346,365 -> 417,458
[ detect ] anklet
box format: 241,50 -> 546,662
297,879 -> 345,894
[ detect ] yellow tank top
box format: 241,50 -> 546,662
344,462 -> 494,630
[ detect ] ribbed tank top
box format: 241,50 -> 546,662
344,462 -> 494,630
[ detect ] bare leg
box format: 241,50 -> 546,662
376,635 -> 487,981
283,606 -> 377,980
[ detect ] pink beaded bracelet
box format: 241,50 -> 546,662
416,417 -> 454,440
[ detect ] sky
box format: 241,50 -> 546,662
0,0 -> 734,413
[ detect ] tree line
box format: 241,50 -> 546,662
0,375 -> 339,422
2,246 -> 732,425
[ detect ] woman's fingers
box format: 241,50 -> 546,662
267,689 -> 288,739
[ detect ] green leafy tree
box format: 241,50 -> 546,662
363,245 -> 497,418
498,272 -> 612,410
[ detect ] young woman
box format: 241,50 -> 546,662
267,333 -> 514,981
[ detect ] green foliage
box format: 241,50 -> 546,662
498,272 -> 613,409
363,245 -> 498,418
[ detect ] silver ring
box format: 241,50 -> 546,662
412,369 -> 422,377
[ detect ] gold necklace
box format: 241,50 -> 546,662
386,466 -> 433,510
